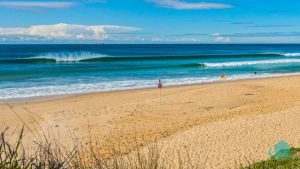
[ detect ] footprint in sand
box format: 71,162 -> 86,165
204,107 -> 214,111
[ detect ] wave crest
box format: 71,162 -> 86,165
2,52 -> 300,65
204,59 -> 300,67
283,53 -> 300,57
32,51 -> 106,62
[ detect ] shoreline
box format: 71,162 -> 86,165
2,73 -> 300,104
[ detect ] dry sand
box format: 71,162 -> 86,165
1,75 -> 300,168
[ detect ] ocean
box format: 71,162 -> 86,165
1,44 -> 300,101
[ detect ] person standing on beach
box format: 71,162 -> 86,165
158,79 -> 163,89
158,79 -> 163,103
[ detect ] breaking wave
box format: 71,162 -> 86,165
204,59 -> 300,67
0,53 -> 286,64
1,52 -> 300,65
283,53 -> 300,57
32,51 -> 106,62
0,51 -> 106,64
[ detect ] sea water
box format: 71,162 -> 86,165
1,44 -> 300,101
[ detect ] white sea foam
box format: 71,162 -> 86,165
204,59 -> 300,67
283,53 -> 300,57
32,51 -> 106,62
1,72 -> 300,101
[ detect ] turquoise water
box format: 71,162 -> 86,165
1,44 -> 300,101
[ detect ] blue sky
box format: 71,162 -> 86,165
0,0 -> 300,43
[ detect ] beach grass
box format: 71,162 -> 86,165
0,128 -> 189,169
0,127 -> 78,169
242,148 -> 300,169
2,127 -> 300,169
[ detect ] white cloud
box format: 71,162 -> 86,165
212,32 -> 220,36
0,1 -> 76,9
0,23 -> 141,42
214,36 -> 231,42
150,37 -> 204,43
212,33 -> 231,42
148,0 -> 232,10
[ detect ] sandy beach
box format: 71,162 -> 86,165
1,75 -> 300,168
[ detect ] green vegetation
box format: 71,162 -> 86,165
242,148 -> 300,169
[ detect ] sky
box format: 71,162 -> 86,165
1,0 -> 300,44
